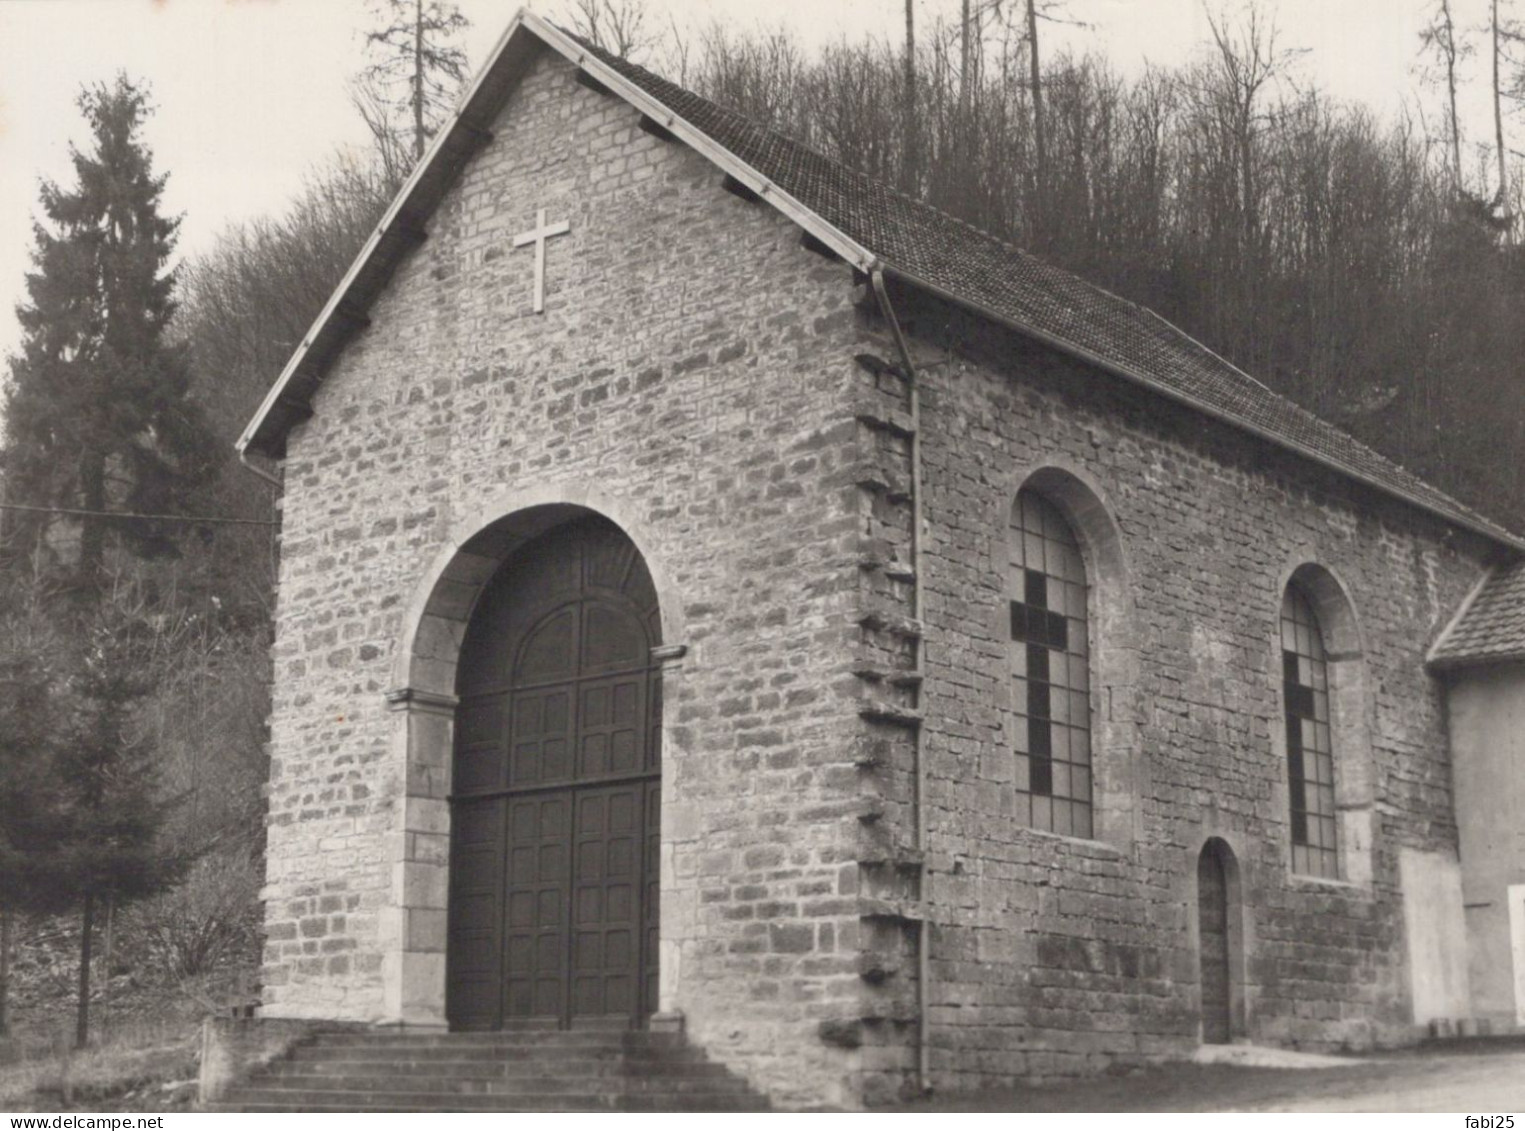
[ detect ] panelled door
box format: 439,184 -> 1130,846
447,517 -> 661,1030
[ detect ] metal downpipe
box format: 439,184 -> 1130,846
870,267 -> 931,1096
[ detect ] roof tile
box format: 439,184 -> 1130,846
1431,558 -> 1525,666
583,38 -> 1522,549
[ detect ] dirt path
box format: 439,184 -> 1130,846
1242,1050 -> 1525,1113
905,1042 -> 1525,1113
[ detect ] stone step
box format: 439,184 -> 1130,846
248,1073 -> 750,1096
302,1031 -> 682,1049
216,1089 -> 766,1113
288,1043 -> 705,1063
212,1092 -> 616,1113
270,1057 -> 729,1079
208,1024 -> 770,1113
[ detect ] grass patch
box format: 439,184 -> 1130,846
0,1020 -> 200,1113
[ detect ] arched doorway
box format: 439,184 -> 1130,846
1197,838 -> 1238,1044
445,515 -> 662,1030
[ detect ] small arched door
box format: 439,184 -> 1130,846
447,517 -> 661,1030
1197,838 -> 1237,1044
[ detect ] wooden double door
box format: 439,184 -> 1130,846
447,518 -> 661,1030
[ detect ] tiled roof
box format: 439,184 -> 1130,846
1430,558 -> 1525,668
582,39 -> 1522,550
239,11 -> 1523,555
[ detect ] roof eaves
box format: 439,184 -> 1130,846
878,263 -> 1525,554
1425,567 -> 1498,669
1428,647 -> 1525,672
528,15 -> 877,274
240,10 -> 540,458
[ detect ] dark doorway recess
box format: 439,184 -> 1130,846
447,516 -> 662,1030
1197,837 -> 1236,1044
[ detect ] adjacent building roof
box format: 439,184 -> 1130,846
238,9 -> 1525,556
1429,558 -> 1525,669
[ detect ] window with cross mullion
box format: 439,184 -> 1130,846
1009,489 -> 1092,839
1282,584 -> 1338,878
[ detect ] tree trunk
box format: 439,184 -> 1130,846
1028,0 -> 1046,240
75,893 -> 94,1050
101,896 -> 115,1040
1494,0 -> 1510,215
960,0 -> 973,126
1443,0 -> 1463,187
413,0 -> 426,160
78,452 -> 107,594
0,909 -> 11,1039
901,0 -> 918,195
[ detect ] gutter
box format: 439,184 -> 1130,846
238,448 -> 283,489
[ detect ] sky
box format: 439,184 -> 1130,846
0,0 -> 1502,367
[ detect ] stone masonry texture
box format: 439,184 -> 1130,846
259,42 -> 1498,1109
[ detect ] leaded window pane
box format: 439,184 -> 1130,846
1282,585 -> 1338,878
1010,489 -> 1093,836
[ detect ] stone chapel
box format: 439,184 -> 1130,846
228,9 -> 1525,1110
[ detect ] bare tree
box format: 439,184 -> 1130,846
902,0 -> 919,195
1420,0 -> 1470,187
1202,2 -> 1302,258
567,0 -> 653,60
350,75 -> 415,194
1494,0 -> 1510,208
1027,0 -> 1047,219
361,0 -> 471,161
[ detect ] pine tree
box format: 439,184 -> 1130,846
55,604 -> 185,1047
0,573 -> 73,1038
0,592 -> 184,1048
2,75 -> 214,595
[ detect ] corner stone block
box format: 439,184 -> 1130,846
413,613 -> 466,661
410,831 -> 450,867
401,952 -> 448,1017
377,905 -> 404,949
666,800 -> 702,841
405,796 -> 451,837
409,711 -> 455,772
407,908 -> 449,952
395,860 -> 450,909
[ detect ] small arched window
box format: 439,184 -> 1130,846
1009,488 -> 1092,839
1281,583 -> 1338,878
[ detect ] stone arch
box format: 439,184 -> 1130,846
1272,560 -> 1374,885
1194,836 -> 1247,1043
379,483 -> 684,1027
1005,462 -> 1141,847
393,482 -> 686,700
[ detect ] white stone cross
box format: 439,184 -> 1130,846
512,208 -> 571,314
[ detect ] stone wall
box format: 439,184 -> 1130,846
262,45 -> 876,1108
862,289 -> 1494,1091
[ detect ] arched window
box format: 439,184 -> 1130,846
1281,583 -> 1338,878
1009,488 -> 1092,839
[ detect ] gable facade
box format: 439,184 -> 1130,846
249,16 -> 1521,1110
